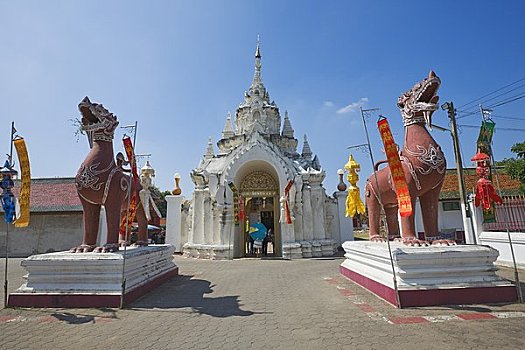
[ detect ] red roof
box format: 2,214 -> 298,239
441,168 -> 522,200
8,178 -> 82,212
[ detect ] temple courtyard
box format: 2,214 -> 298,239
1,255 -> 524,350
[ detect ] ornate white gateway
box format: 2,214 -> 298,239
169,42 -> 353,259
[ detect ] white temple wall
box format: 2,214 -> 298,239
191,189 -> 205,244
181,202 -> 190,247
311,185 -> 326,240
203,189 -> 212,244
293,178 -> 304,241
325,196 -> 339,243
302,185 -> 314,241
212,202 -> 221,244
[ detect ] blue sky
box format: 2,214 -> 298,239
2,1 -> 525,194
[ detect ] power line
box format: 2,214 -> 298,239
458,124 -> 525,132
457,76 -> 525,109
487,93 -> 525,108
456,92 -> 525,120
487,114 -> 525,121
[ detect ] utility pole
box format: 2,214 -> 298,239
441,102 -> 476,244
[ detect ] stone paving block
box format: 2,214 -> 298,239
1,256 -> 525,349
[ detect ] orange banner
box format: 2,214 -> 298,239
119,136 -> 139,236
377,118 -> 412,217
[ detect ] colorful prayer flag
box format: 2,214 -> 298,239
119,136 -> 139,236
14,138 -> 30,227
377,117 -> 412,217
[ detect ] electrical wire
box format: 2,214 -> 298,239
487,93 -> 525,108
457,76 -> 525,109
458,124 -> 525,132
456,92 -> 525,120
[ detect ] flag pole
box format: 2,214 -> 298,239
3,122 -> 16,308
120,121 -> 137,309
358,108 -> 402,308
479,105 -> 523,303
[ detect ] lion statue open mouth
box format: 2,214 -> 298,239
71,97 -> 149,253
365,71 -> 454,246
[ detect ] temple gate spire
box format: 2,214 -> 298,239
282,110 -> 295,138
222,112 -> 234,139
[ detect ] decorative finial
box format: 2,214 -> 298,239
172,172 -> 182,195
337,169 -> 347,191
255,35 -> 261,58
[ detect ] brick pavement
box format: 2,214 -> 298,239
1,255 -> 525,350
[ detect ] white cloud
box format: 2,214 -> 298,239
336,97 -> 369,114
323,100 -> 334,107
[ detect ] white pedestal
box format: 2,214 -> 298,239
166,195 -> 184,252
9,245 -> 178,308
335,191 -> 354,245
340,241 -> 518,307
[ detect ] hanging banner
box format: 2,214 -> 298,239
239,195 -> 245,222
477,120 -> 495,156
476,120 -> 496,222
0,161 -> 16,224
228,182 -> 239,225
119,136 -> 139,236
13,138 -> 30,227
283,180 -> 294,224
344,154 -> 366,218
377,117 -> 412,217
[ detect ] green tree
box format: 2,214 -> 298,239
498,141 -> 525,191
149,186 -> 171,218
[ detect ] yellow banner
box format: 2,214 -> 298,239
14,138 -> 30,227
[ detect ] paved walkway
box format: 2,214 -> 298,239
1,255 -> 525,350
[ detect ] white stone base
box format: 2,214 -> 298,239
340,241 -> 518,307
182,243 -> 233,260
320,239 -> 336,256
300,241 -> 312,258
311,241 -> 322,257
283,242 -> 303,259
9,245 -> 178,308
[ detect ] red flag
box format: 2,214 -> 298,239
119,136 -> 139,236
284,180 -> 294,224
377,118 -> 412,217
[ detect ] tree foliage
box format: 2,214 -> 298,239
149,186 -> 171,218
498,141 -> 525,191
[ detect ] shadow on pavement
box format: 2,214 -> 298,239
51,312 -> 95,324
129,275 -> 261,318
50,308 -> 119,324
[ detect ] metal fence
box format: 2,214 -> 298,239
483,195 -> 525,232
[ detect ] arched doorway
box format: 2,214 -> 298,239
239,171 -> 280,257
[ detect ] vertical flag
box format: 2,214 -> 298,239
344,154 -> 366,218
0,160 -> 16,224
13,138 -> 30,227
377,117 -> 413,217
476,119 -> 497,222
119,136 -> 139,236
283,180 -> 294,224
228,182 -> 239,225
